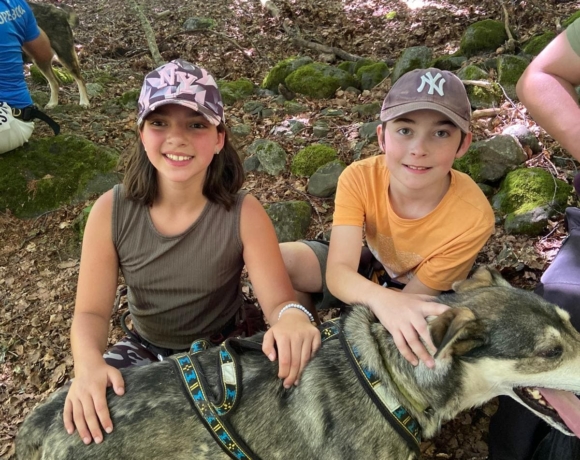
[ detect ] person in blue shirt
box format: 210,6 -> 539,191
0,0 -> 54,154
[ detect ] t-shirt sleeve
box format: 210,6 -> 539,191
567,18 -> 580,57
332,164 -> 366,227
414,214 -> 495,292
21,2 -> 41,43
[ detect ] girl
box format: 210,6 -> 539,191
63,59 -> 320,445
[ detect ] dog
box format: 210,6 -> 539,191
26,2 -> 89,108
15,267 -> 580,459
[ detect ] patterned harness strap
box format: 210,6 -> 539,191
337,317 -> 422,455
170,317 -> 420,459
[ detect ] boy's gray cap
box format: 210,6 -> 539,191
380,68 -> 471,133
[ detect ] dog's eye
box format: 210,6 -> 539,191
536,347 -> 563,359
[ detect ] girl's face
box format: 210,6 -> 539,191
139,104 -> 225,187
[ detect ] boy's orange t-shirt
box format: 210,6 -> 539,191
333,155 -> 495,291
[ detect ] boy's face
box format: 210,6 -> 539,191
377,109 -> 472,194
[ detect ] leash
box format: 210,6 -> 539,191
12,105 -> 60,135
171,318 -> 421,458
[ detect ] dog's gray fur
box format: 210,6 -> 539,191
27,2 -> 89,108
16,267 -> 580,459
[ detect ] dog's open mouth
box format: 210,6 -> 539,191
515,387 -> 580,437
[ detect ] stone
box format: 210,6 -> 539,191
454,135 -> 527,183
218,78 -> 254,105
265,201 -> 312,243
457,65 -> 501,109
231,124 -> 252,139
245,139 -> 287,176
312,121 -> 330,139
307,160 -> 346,197
502,124 -> 541,154
352,102 -> 381,118
497,55 -> 530,100
359,121 -> 381,141
262,56 -> 313,92
291,144 -> 338,177
356,62 -> 390,90
522,32 -> 556,56
390,46 -> 433,83
243,101 -> 264,115
0,135 -> 119,217
285,63 -> 358,99
182,17 -> 216,31
459,19 -> 508,57
431,55 -> 467,71
284,101 -> 308,115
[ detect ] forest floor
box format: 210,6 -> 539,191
2,0 -> 580,458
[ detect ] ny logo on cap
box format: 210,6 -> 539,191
417,72 -> 446,96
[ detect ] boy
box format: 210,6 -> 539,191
281,68 -> 495,368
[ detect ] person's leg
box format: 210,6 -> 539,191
103,335 -> 159,369
280,241 -> 325,321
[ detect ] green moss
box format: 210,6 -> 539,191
264,201 -> 312,243
492,168 -> 572,215
431,55 -> 466,71
498,55 -> 530,99
0,135 -> 119,218
30,64 -> 74,85
285,63 -> 358,99
459,19 -> 508,57
291,144 -> 338,177
261,56 -> 313,91
457,65 -> 489,81
522,32 -> 556,56
453,147 -> 484,182
563,11 -> 580,28
356,62 -> 390,90
118,89 -> 140,109
218,78 -> 254,105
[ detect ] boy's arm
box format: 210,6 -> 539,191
516,24 -> 580,161
326,225 -> 448,368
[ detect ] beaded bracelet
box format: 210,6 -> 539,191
278,303 -> 315,323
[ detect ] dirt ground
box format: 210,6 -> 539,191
1,0 -> 580,458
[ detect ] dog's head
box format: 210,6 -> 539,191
429,266 -> 580,437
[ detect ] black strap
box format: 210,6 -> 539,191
12,105 -> 60,135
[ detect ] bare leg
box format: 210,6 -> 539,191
280,241 -> 323,324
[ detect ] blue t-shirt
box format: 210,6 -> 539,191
0,0 -> 40,108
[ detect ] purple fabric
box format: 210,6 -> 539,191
137,59 -> 224,127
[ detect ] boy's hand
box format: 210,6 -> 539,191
63,360 -> 124,445
262,309 -> 321,388
372,293 -> 448,368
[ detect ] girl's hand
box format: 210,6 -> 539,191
372,293 -> 448,368
262,308 -> 321,388
63,360 -> 125,445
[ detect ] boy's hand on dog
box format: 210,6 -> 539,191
63,360 -> 125,445
373,294 -> 449,368
263,309 -> 321,389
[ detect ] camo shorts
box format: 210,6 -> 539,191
103,334 -> 183,369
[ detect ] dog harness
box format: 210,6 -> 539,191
11,105 -> 60,135
171,318 -> 421,459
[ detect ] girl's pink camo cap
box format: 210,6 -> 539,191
137,59 -> 225,127
380,68 -> 471,133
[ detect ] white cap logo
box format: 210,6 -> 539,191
417,71 -> 446,96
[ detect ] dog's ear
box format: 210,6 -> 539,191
451,266 -> 510,293
430,307 -> 487,359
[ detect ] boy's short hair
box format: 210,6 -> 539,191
380,68 -> 471,133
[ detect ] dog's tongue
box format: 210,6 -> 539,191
539,388 -> 580,437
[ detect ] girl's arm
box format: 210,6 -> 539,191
63,190 -> 125,444
239,195 -> 321,388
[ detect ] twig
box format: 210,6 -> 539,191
498,0 -> 516,52
472,108 -> 502,119
461,80 -> 493,88
282,20 -> 363,62
126,0 -> 164,66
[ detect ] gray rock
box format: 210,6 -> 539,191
307,160 -> 346,197
320,108 -> 344,117
432,55 -> 467,71
497,55 -> 530,100
183,17 -> 216,31
86,82 -> 104,97
459,19 -> 508,57
231,124 -> 252,139
265,201 -> 312,243
359,121 -> 381,141
352,102 -> 381,118
243,155 -> 261,173
390,46 -> 433,84
243,101 -> 264,115
502,124 -> 541,154
312,121 -> 330,139
245,139 -> 287,176
284,101 -> 308,115
454,135 -> 527,183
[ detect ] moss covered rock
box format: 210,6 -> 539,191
118,89 -> 140,109
356,62 -> 390,90
497,55 -> 530,100
218,78 -> 254,105
459,20 -> 508,57
262,56 -> 313,92
291,144 -> 338,177
492,168 -> 572,235
264,201 -> 312,243
457,65 -> 501,109
390,47 -> 433,83
522,32 -> 556,56
0,135 -> 119,218
337,58 -> 375,75
431,55 -> 467,71
285,63 -> 358,99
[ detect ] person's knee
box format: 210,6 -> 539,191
279,241 -> 322,292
